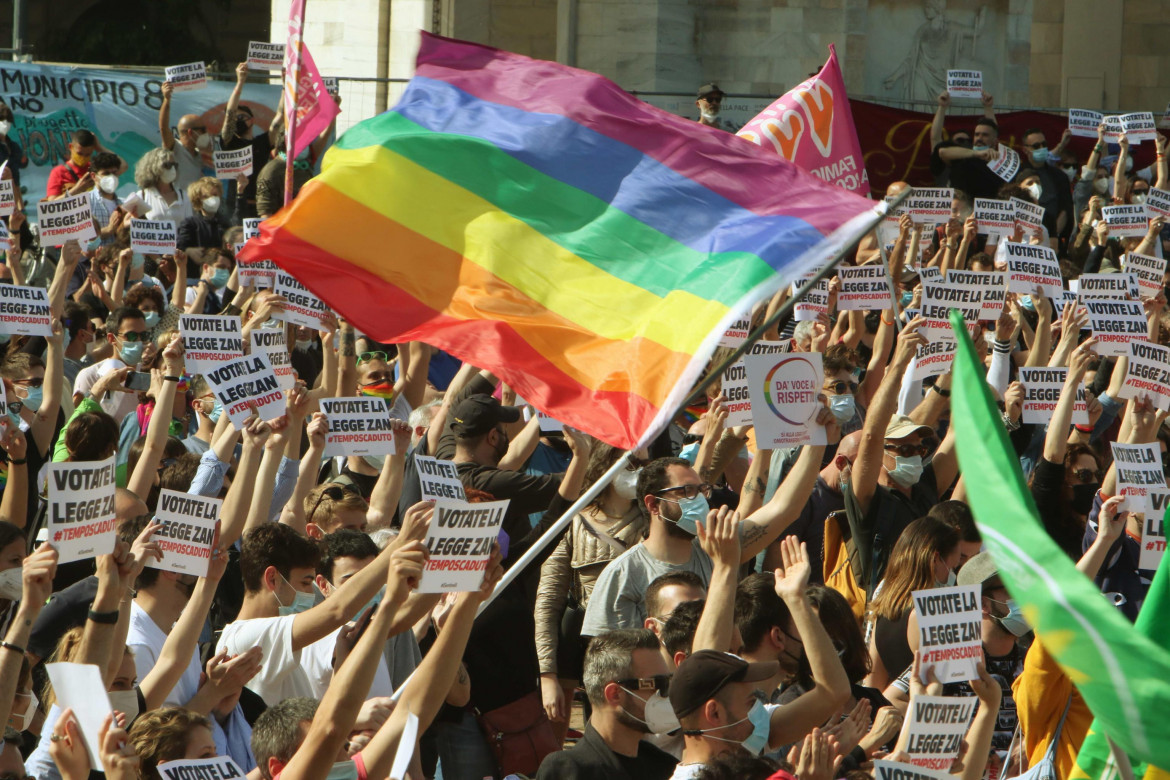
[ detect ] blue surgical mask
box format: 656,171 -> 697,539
693,699 -> 771,756
1031,148 -> 1050,164
900,290 -> 914,308
325,760 -> 359,780
210,268 -> 230,289
208,396 -> 224,424
972,144 -> 989,152
991,598 -> 1030,637
829,394 -> 856,424
1019,295 -> 1035,311
660,493 -> 709,536
131,253 -> 146,269
276,574 -> 315,616
143,310 -> 161,329
119,340 -> 144,366
887,454 -> 924,487
20,386 -> 42,413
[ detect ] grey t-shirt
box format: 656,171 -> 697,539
580,537 -> 713,637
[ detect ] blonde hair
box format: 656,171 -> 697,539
129,707 -> 213,780
868,517 -> 958,622
41,627 -> 134,708
188,176 -> 222,213
305,484 -> 369,532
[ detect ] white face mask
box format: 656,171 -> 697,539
1025,182 -> 1042,201
11,689 -> 36,731
195,132 -> 213,150
98,174 -> 119,194
0,568 -> 21,601
108,689 -> 139,723
202,196 -> 221,213
613,468 -> 640,501
160,166 -> 178,184
619,688 -> 681,735
1093,178 -> 1109,195
0,121 -> 11,136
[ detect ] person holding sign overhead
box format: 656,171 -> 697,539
158,81 -> 213,192
221,63 -> 283,221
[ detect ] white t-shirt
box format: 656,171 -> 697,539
127,602 -> 201,707
217,614 -> 316,706
668,763 -> 702,780
301,623 -> 394,700
72,357 -> 138,424
126,187 -> 193,224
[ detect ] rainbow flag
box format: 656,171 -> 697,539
240,33 -> 878,449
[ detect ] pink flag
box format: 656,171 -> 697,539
738,45 -> 869,196
287,43 -> 339,160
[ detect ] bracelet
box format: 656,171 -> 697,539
946,242 -> 958,250
1002,412 -> 1021,431
0,641 -> 24,654
1095,144 -> 1105,153
8,458 -> 25,466
881,315 -> 895,326
162,375 -> 181,382
1075,424 -> 1094,434
930,384 -> 951,398
87,608 -> 120,624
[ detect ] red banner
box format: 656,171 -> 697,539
850,100 -> 1157,195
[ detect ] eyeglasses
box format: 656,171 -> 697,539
161,162 -> 177,170
1027,141 -> 1048,150
1134,189 -> 1150,197
13,378 -> 43,388
1072,468 -> 1103,484
191,125 -> 207,133
825,380 -> 858,395
884,442 -> 930,458
308,484 -> 349,525
614,674 -> 672,697
119,330 -> 150,342
358,351 -> 390,364
655,482 -> 713,501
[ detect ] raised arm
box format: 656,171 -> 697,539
32,318 -> 65,458
216,416 -> 270,549
930,92 -> 949,150
365,420 -> 413,531
159,82 -> 176,151
692,507 -> 740,654
0,544 -> 56,729
0,431 -> 27,528
1114,134 -> 1130,202
1043,341 -> 1094,463
126,336 -> 183,500
222,65 -> 248,145
281,412 -> 326,534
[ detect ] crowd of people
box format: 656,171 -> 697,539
0,64 -> 1156,780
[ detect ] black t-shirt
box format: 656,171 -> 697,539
222,131 -> 273,219
948,156 -> 1005,201
29,575 -> 98,660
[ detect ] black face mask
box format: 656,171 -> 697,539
236,117 -> 250,136
1071,482 -> 1099,515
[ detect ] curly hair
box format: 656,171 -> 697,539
188,176 -> 221,213
124,283 -> 165,315
129,707 -> 213,780
134,147 -> 176,190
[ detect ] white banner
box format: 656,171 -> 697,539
151,490 -> 220,577
744,352 -> 826,448
47,457 -> 118,564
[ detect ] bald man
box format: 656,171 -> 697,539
159,80 -> 212,190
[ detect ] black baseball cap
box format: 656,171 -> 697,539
669,650 -> 778,719
697,83 -> 724,99
450,394 -> 521,438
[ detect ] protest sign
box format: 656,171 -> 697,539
905,188 -> 953,226
0,178 -> 15,217
1139,490 -> 1170,572
204,352 -> 283,427
1069,108 -> 1104,138
1077,272 -> 1137,300
1144,188 -> 1170,221
419,498 -> 508,593
1001,242 -> 1062,299
723,342 -> 789,427
945,70 -> 982,100
1120,340 -> 1170,411
522,404 -> 564,434
180,314 -> 244,375
0,382 -> 8,431
47,456 -> 117,564
213,146 -> 253,179
237,255 -> 277,289
1121,111 -> 1157,143
415,455 -> 467,501
878,194 -> 906,247
246,41 -> 285,70
158,757 -> 245,780
791,274 -> 830,321
973,271 -> 1006,319
164,62 -> 207,91
45,663 -> 110,766
1103,204 -> 1150,238
1122,251 -> 1166,298
389,712 -> 420,780
744,352 -> 826,448
36,192 -> 96,245
323,76 -> 340,97
274,271 -> 334,331
837,265 -> 892,311
920,278 -> 980,342
912,340 -> 957,381
1102,115 -> 1123,144
1083,298 -> 1147,358
129,218 -> 177,255
243,218 -> 262,241
249,328 -> 295,392
912,584 -> 983,684
973,198 -> 1014,240
151,490 -> 220,577
0,284 -> 52,336
320,397 -> 398,457
919,265 -> 942,284
899,694 -> 978,770
874,760 -> 954,780
1019,367 -> 1088,425
1011,197 -> 1044,235
988,144 -> 1020,182
1113,442 -> 1163,512
718,316 -> 751,348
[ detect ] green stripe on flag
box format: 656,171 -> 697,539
947,308 -> 1170,769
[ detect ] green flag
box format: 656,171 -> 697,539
947,309 -> 1170,768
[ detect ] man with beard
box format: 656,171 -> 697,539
695,83 -> 728,131
535,629 -> 679,780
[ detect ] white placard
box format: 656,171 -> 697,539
1084,298 -> 1147,358
180,314 -> 245,375
37,192 -> 97,245
203,352 -> 284,427
1077,272 -> 1137,300
522,404 -> 564,434
388,712 -> 420,780
47,456 -> 117,564
1140,490 -> 1169,572
791,274 -> 829,321
874,760 -> 954,780
879,194 -> 906,247
0,178 -> 15,217
1122,252 -> 1166,299
968,270 -> 1007,319
274,271 -> 334,331
973,198 -> 1014,240
920,278 -> 981,342
45,663 -> 111,766
837,265 -> 892,311
718,316 -> 751,349
237,257 -> 277,289
129,218 -> 177,255
1112,442 -> 1163,513
214,146 -> 253,179
988,144 -> 1020,182
151,490 -> 220,577
1011,197 -> 1045,235
1069,109 -> 1104,139
246,41 -> 285,70
1121,111 -> 1157,144
158,756 -> 246,780
1001,242 -> 1062,300
323,76 -> 340,96
722,341 -> 789,428
743,351 -> 826,448
1120,340 -> 1170,411
912,340 -> 958,381
0,284 -> 52,336
900,694 -> 978,771
912,584 -> 983,684
320,397 -> 398,457
418,498 -> 508,593
1018,367 -> 1088,425
249,328 -> 295,392
1102,115 -> 1123,145
1103,204 -> 1150,239
919,265 -> 943,284
905,188 -> 953,227
243,217 -> 262,241
945,69 -> 982,100
415,455 -> 467,501
164,61 -> 207,91
1144,188 -> 1170,221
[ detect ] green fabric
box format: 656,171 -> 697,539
52,396 -> 103,463
947,308 -> 1170,769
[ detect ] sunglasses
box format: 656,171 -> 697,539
614,675 -> 672,697
825,380 -> 859,395
1072,468 -> 1103,484
357,351 -> 390,364
161,162 -> 177,170
308,484 -> 351,525
884,442 -> 930,458
119,330 -> 150,342
1027,141 -> 1047,150
655,482 -> 713,501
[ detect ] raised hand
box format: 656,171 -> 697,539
696,505 -> 741,570
773,536 -> 811,605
